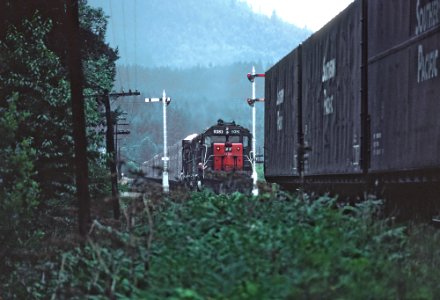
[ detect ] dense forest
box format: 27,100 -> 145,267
0,0 -> 118,294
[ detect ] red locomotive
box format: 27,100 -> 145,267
143,119 -> 253,193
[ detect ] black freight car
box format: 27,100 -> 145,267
264,0 -> 440,210
265,0 -> 364,193
301,0 -> 363,178
264,47 -> 302,181
142,143 -> 182,181
368,0 -> 440,178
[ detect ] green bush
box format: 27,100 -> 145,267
0,94 -> 40,247
37,190 -> 440,299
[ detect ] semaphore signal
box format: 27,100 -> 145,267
246,66 -> 265,196
145,90 -> 172,193
247,72 -> 265,82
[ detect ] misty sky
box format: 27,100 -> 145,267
242,0 -> 354,31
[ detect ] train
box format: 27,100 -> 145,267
264,0 -> 440,215
142,119 -> 253,193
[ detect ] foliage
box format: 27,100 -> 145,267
80,0 -> 118,200
0,10 -> 111,199
140,193 -> 407,299
0,94 -> 40,248
88,0 -> 311,68
0,3 -> 118,296
9,190 -> 438,299
256,164 -> 264,181
0,14 -> 74,199
2,1 -> 440,299
88,156 -> 112,201
0,0 -> 117,201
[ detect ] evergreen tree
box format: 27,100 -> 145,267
0,1 -> 118,202
0,14 -> 72,200
0,0 -> 118,241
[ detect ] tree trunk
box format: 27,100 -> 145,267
103,91 -> 120,219
66,0 -> 91,236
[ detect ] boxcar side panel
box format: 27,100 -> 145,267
369,37 -> 440,171
368,0 -> 411,58
168,143 -> 181,181
368,50 -> 411,171
302,1 -> 362,176
369,0 -> 440,172
264,49 -> 300,177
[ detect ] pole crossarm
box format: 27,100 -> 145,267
110,90 -> 140,98
246,98 -> 265,106
145,97 -> 171,105
84,90 -> 140,99
116,130 -> 130,135
247,72 -> 265,82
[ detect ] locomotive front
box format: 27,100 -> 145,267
203,119 -> 252,173
182,119 -> 253,192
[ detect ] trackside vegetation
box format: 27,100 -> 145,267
3,188 -> 440,299
2,1 -> 440,299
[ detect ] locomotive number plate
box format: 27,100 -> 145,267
213,129 -> 224,134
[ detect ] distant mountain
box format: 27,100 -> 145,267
87,0 -> 311,68
85,0 -> 311,167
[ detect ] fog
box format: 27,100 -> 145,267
87,0 -> 311,169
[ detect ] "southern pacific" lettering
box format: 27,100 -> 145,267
322,58 -> 336,82
415,0 -> 440,35
417,45 -> 439,83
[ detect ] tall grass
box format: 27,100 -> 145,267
4,189 -> 440,299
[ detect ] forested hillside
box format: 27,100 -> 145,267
86,0 -> 311,168
88,0 -> 311,68
115,63 -> 265,167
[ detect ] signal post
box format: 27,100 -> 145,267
145,90 -> 171,193
247,66 -> 265,196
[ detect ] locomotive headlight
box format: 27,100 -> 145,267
216,146 -> 221,151
237,147 -> 240,151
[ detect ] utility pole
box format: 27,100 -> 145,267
103,90 -> 139,220
66,0 -> 91,236
145,90 -> 171,193
115,116 -> 130,179
246,66 -> 265,196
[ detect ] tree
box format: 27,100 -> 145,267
67,0 -> 92,235
0,14 -> 73,200
0,0 -> 119,236
0,16 -> 53,249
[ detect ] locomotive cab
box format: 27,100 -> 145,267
201,120 -> 252,174
181,119 -> 253,192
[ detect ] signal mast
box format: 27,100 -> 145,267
145,90 -> 172,193
246,66 -> 265,196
